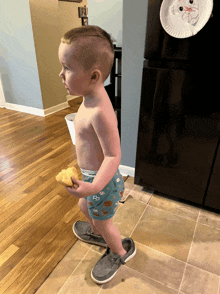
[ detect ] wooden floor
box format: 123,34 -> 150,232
0,97 -> 88,293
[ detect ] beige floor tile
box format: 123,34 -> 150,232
99,265 -> 178,294
126,241 -> 185,290
113,195 -> 147,238
180,264 -> 219,294
58,248 -> 102,294
187,222 -> 220,275
129,184 -> 153,204
198,209 -> 220,230
90,243 -> 106,255
36,241 -> 90,294
149,194 -> 200,221
131,205 -> 196,262
125,176 -> 134,187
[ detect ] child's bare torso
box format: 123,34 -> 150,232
74,95 -> 117,171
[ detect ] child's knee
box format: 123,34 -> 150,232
92,218 -> 113,232
78,198 -> 87,213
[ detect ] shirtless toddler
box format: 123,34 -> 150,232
58,25 -> 136,284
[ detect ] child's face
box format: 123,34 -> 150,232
58,42 -> 92,96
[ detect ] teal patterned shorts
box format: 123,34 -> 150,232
81,168 -> 125,220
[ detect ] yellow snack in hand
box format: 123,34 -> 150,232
56,166 -> 82,187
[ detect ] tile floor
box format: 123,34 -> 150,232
36,177 -> 220,294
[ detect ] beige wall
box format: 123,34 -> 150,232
29,0 -> 87,110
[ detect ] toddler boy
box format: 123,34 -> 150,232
58,25 -> 136,284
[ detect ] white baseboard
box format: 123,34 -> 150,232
5,103 -> 45,116
44,101 -> 69,116
119,165 -> 135,177
4,101 -> 69,117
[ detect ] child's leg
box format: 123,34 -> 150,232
93,218 -> 127,257
78,198 -> 101,235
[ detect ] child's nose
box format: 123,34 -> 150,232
59,69 -> 64,78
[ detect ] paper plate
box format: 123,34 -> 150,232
160,0 -> 213,38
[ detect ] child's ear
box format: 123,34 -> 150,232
92,70 -> 103,81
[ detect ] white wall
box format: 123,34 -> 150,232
121,1 -> 148,170
0,0 -> 43,109
87,0 -> 122,87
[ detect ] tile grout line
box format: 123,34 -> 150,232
123,263 -> 180,293
130,187 -> 154,205
147,202 -> 200,223
133,240 -> 185,265
97,285 -> 104,294
148,201 -> 220,231
178,209 -> 201,292
132,187 -> 220,231
57,244 -> 92,294
182,261 -> 220,278
126,188 -> 154,239
129,201 -> 149,238
195,219 -> 220,232
127,204 -> 220,289
88,239 -> 219,294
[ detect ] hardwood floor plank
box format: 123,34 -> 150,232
0,104 -> 85,294
0,209 -> 85,293
0,184 -> 63,250
0,245 -> 19,267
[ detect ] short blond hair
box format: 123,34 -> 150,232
61,25 -> 115,82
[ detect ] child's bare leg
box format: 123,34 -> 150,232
78,198 -> 101,235
93,218 -> 127,257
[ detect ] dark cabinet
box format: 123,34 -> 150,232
204,136 -> 220,210
105,45 -> 122,138
134,0 -> 220,213
135,64 -> 220,209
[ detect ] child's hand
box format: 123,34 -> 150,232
66,176 -> 97,198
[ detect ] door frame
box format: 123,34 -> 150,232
0,74 -> 6,107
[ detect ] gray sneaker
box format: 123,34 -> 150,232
91,238 -> 136,284
72,221 -> 107,247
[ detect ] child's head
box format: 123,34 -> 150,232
59,25 -> 115,98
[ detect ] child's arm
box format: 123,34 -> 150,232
90,109 -> 121,192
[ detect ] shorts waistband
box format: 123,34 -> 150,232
80,168 -> 98,177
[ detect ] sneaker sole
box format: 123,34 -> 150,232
91,246 -> 137,284
73,225 -> 107,248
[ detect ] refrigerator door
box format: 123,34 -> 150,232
135,63 -> 220,204
145,0 -> 218,63
205,135 -> 220,210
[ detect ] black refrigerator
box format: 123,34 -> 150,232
135,0 -> 220,210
